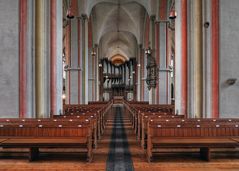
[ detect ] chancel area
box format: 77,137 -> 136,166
0,0 -> 239,170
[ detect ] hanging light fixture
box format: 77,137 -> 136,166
66,0 -> 75,19
169,9 -> 177,20
91,48 -> 96,57
145,47 -> 152,55
169,0 -> 177,20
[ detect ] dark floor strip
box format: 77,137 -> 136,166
106,106 -> 134,171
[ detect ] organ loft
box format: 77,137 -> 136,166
0,0 -> 238,170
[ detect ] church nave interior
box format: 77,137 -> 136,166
0,0 -> 239,170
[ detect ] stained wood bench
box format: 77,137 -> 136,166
0,118 -> 98,148
0,123 -> 93,162
150,137 -> 238,161
140,114 -> 184,148
147,122 -> 239,162
1,138 -> 90,161
59,102 -> 113,140
124,102 -> 175,133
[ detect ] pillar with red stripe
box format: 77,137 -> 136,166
175,0 -> 187,115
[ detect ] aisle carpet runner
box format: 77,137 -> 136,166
106,106 -> 134,171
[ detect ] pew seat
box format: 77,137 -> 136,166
1,138 -> 91,162
0,139 -> 7,144
149,137 -> 238,162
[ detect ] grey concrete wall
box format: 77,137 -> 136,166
219,0 -> 239,118
0,1 -> 19,118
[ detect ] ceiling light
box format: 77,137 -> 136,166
66,7 -> 74,19
169,9 -> 177,20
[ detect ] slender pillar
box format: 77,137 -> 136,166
78,17 -> 81,103
175,0 -> 187,115
50,0 -> 56,116
35,0 -> 46,118
202,0 -> 212,118
81,15 -> 89,104
95,44 -> 100,101
50,0 -> 63,116
88,17 -> 94,101
27,0 -> 34,118
140,47 -> 144,101
137,45 -> 141,101
211,0 -> 219,118
19,0 -> 28,118
194,0 -> 203,118
65,23 -> 71,104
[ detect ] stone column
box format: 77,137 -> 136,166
211,0 -> 219,118
202,0 -> 212,118
50,0 -> 63,116
140,46 -> 145,101
148,16 -> 156,104
187,0 -> 203,118
19,0 -> 28,117
35,0 -> 48,118
137,45 -> 142,101
26,0 -> 35,118
81,15 -> 89,104
175,0 -> 188,115
156,0 -> 173,104
194,0 -> 203,118
67,17 -> 79,104
95,44 -> 100,101
156,20 -> 171,104
65,14 -> 88,104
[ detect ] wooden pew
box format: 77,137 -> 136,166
0,117 -> 98,148
140,114 -> 184,148
0,122 -> 93,162
146,120 -> 239,162
124,101 -> 175,133
60,100 -> 113,140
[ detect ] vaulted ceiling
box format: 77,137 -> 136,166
89,0 -> 151,63
64,0 -> 157,64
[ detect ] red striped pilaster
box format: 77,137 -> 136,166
50,0 -> 57,116
181,0 -> 188,116
78,19 -> 81,104
19,0 -> 28,118
211,0 -> 219,118
71,0 -> 78,16
159,0 -> 167,20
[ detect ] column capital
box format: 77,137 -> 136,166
81,14 -> 88,20
150,15 -> 156,21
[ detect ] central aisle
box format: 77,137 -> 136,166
105,105 -> 134,171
